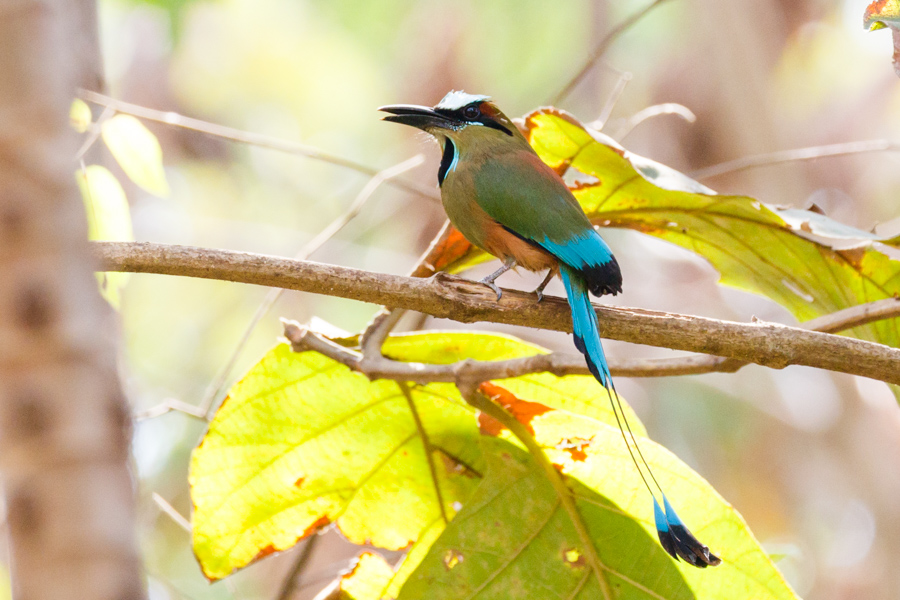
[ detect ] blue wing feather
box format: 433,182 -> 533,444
541,231 -> 614,270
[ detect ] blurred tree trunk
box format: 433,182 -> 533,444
0,1 -> 144,599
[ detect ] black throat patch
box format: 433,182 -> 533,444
438,138 -> 456,186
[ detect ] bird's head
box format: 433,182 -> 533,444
379,91 -> 523,147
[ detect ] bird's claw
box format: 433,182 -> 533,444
531,270 -> 554,303
481,279 -> 503,301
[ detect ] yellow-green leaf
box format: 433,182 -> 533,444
190,344 -> 482,580
864,0 -> 900,77
69,98 -> 92,133
336,553 -> 396,600
101,114 -> 170,197
191,332 -> 648,582
193,333 -> 787,595
400,419 -> 798,600
76,165 -> 133,307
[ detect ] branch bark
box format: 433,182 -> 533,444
94,241 -> 900,385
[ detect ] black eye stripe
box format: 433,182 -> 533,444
481,118 -> 513,136
434,103 -> 513,136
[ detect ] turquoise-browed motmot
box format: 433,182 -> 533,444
380,91 -> 720,568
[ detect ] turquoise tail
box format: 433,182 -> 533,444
559,264 -> 720,568
559,265 -> 612,389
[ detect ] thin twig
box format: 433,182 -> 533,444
275,536 -> 320,600
94,242 -> 900,386
459,386 -> 612,599
690,140 -> 900,180
551,0 -> 675,105
188,154 -> 425,420
631,298 -> 900,378
589,70 -> 632,131
611,102 -> 697,140
287,321 -> 735,382
802,297 -> 900,334
78,89 -> 440,201
285,292 -> 900,384
397,382 -> 449,525
136,398 -> 206,421
293,300 -> 900,383
151,493 -> 191,533
74,103 -> 114,160
360,309 -> 405,360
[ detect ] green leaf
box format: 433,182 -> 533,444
75,165 -> 133,307
190,344 -> 482,580
400,424 -> 797,600
399,438 -> 688,600
101,114 -> 170,197
69,98 -> 92,133
534,420 -> 794,599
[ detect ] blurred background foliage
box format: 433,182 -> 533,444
70,0 -> 900,598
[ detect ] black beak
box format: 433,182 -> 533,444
378,104 -> 455,131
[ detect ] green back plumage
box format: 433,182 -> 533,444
470,148 -> 595,245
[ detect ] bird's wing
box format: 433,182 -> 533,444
472,150 -> 622,295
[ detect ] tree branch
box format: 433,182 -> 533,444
94,241 -> 900,385
285,321 -> 744,383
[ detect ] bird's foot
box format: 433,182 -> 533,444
531,271 -> 555,303
480,278 -> 503,301
480,258 -> 516,302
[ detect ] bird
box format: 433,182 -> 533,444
380,90 -> 720,568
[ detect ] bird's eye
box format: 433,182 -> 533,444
463,105 -> 480,120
